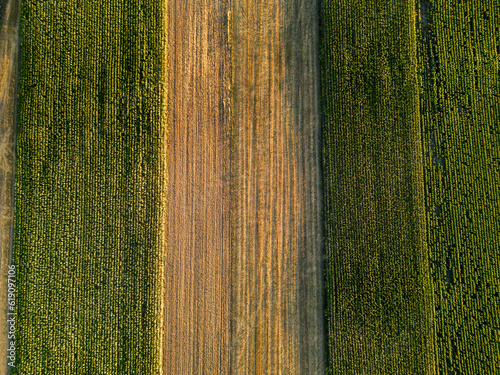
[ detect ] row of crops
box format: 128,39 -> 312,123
320,0 -> 499,373
416,0 -> 500,373
14,0 -> 166,373
319,0 -> 435,373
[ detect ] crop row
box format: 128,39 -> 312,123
319,0 -> 436,373
14,1 -> 166,374
320,0 -> 500,373
416,0 -> 500,373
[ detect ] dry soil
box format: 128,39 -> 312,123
231,1 -> 325,374
0,0 -> 19,373
164,1 -> 231,374
164,1 -> 324,373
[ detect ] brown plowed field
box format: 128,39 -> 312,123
164,1 -> 231,374
231,1 -> 325,374
0,0 -> 19,373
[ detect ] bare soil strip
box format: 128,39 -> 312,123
231,1 -> 325,373
284,2 -> 325,372
164,1 -> 231,374
0,0 -> 19,373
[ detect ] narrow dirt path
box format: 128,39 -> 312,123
163,1 -> 231,374
0,0 -> 20,373
231,1 -> 325,373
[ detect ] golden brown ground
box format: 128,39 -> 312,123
164,1 -> 231,374
231,1 -> 325,374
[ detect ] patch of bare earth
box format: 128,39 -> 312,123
163,1 -> 231,374
0,0 -> 19,373
230,1 -> 325,374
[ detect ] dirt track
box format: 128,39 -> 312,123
164,1 -> 324,373
164,1 -> 231,374
231,1 -> 325,374
0,0 -> 19,373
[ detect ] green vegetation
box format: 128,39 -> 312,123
320,0 -> 500,373
319,0 -> 436,373
416,0 -> 500,373
14,1 -> 166,373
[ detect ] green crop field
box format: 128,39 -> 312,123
320,0 -> 500,373
13,1 -> 166,373
416,0 -> 500,373
319,0 -> 436,373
